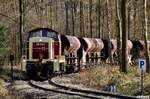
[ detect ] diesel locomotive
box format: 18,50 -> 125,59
25,28 -> 66,79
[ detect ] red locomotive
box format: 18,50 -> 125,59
25,28 -> 65,80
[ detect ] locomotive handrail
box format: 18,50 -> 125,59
88,56 -> 104,59
65,57 -> 79,59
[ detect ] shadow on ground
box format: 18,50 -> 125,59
0,67 -> 26,81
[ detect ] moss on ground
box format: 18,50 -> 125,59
77,64 -> 150,96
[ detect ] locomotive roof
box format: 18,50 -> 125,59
28,28 -> 59,34
27,28 -> 59,40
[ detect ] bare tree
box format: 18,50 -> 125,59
55,0 -> 58,23
89,0 -> 93,37
50,0 -> 53,28
128,0 -> 131,40
65,0 -> 69,35
101,3 -> 105,38
79,0 -> 84,37
121,0 -> 128,72
106,0 -> 113,63
116,0 -> 122,65
19,0 -> 24,58
70,0 -> 75,35
97,0 -> 101,38
143,0 -> 150,73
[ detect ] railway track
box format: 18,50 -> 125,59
49,78 -> 139,99
28,77 -> 139,99
29,80 -> 104,99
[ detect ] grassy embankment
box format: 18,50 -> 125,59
0,66 -> 23,98
77,64 -> 150,96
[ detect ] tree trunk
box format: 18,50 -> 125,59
40,0 -> 44,27
133,1 -> 137,39
50,0 -> 53,28
80,1 -> 83,37
143,0 -> 150,73
106,0 -> 113,63
102,7 -> 104,38
71,2 -> 75,36
55,0 -> 58,22
116,0 -> 122,66
97,0 -> 101,38
73,1 -> 78,36
129,0 -> 134,39
65,0 -> 69,35
89,0 -> 93,37
33,0 -> 40,25
19,0 -> 24,58
128,1 -> 131,40
121,0 -> 128,73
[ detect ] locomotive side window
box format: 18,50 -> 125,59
53,41 -> 60,56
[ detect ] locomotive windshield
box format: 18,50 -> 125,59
30,31 -> 42,37
29,29 -> 58,40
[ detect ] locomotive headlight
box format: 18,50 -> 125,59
22,56 -> 26,62
23,59 -> 26,62
21,55 -> 26,71
42,60 -> 46,64
39,39 -> 42,42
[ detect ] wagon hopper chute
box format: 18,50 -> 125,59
80,37 -> 104,66
61,35 -> 81,72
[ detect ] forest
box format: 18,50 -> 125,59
0,0 -> 150,71
0,1 -> 150,47
0,0 -> 149,70
0,0 -> 150,98
0,1 -> 149,45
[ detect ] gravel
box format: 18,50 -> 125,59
5,73 -> 116,99
6,79 -> 90,99
52,73 -> 95,90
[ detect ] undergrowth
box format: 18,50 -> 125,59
0,66 -> 23,98
77,64 -> 150,96
0,79 -> 8,97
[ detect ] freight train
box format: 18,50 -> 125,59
23,28 -> 150,80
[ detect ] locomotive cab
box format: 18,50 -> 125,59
25,28 -> 65,80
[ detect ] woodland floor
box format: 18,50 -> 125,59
0,64 -> 150,98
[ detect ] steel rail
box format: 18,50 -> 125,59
49,78 -> 139,99
28,80 -> 106,99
